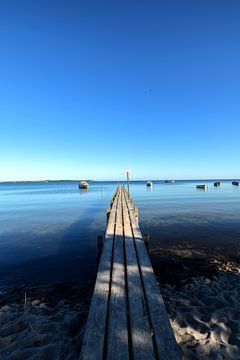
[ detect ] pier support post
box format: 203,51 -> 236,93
134,206 -> 139,224
143,233 -> 150,252
106,208 -> 110,223
126,170 -> 130,198
96,235 -> 104,264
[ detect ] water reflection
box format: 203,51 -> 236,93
0,180 -> 239,290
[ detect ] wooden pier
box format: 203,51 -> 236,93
80,187 -> 180,360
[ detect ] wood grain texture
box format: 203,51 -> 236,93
122,192 -> 156,360
81,187 -> 180,360
80,189 -> 120,360
123,189 -> 181,360
106,188 -> 129,360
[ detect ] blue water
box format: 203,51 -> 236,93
0,180 -> 240,291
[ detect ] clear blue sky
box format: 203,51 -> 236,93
1,0 -> 240,181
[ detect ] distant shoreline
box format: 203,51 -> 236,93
0,178 -> 239,184
0,180 -> 95,183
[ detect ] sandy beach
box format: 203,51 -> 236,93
0,259 -> 239,359
0,282 -> 93,360
161,259 -> 240,359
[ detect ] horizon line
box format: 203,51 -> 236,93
0,177 -> 239,183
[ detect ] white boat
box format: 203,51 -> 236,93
146,181 -> 153,187
79,181 -> 89,189
196,184 -> 208,190
164,180 -> 175,183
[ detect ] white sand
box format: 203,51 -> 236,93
161,260 -> 240,359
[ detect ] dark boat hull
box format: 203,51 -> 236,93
196,185 -> 208,190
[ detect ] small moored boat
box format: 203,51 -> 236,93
79,181 -> 89,189
232,181 -> 239,186
146,181 -> 153,187
196,184 -> 208,190
214,182 -> 221,187
164,180 -> 175,183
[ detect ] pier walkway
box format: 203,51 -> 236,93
80,187 -> 180,360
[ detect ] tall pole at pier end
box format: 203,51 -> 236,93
124,168 -> 131,199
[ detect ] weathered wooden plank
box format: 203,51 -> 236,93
106,188 -> 129,360
122,192 -> 156,360
123,189 -> 181,360
80,188 -> 120,360
81,186 -> 180,360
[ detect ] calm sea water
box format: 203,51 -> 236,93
0,180 -> 240,291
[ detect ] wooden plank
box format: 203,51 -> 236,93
122,192 -> 156,360
80,188 -> 120,360
106,188 -> 129,360
123,189 -> 181,360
